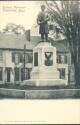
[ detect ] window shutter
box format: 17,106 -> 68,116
20,54 -> 23,63
0,67 -> 3,81
18,53 -> 20,63
0,52 -> 3,62
12,53 -> 15,62
59,55 -> 61,63
65,55 -> 67,64
62,68 -> 65,79
29,54 -> 33,63
57,55 -> 59,63
15,53 -> 19,64
25,53 -> 28,63
14,68 -> 19,81
28,53 -> 32,63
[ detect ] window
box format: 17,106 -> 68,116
21,68 -> 29,81
15,54 -> 19,64
57,55 -> 67,64
14,68 -> 19,81
24,53 -> 33,63
12,52 -> 33,64
12,53 -> 19,64
0,52 -> 3,63
25,54 -> 29,63
0,67 -> 3,81
12,52 -> 23,64
20,53 -> 23,63
34,52 -> 38,66
57,55 -> 61,63
58,68 -> 65,79
27,53 -> 33,63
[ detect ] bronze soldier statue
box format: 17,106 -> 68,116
37,5 -> 50,42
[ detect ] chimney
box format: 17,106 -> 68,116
25,29 -> 30,42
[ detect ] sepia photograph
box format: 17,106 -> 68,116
0,0 -> 80,124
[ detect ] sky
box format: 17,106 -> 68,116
0,1 -> 44,30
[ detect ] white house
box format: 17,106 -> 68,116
0,32 -> 74,85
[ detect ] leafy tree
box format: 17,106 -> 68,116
3,23 -> 31,41
46,0 -> 80,85
3,23 -> 25,35
14,25 -> 25,35
3,23 -> 17,33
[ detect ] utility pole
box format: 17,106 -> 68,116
24,44 -> 26,80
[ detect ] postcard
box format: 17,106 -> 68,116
0,0 -> 80,124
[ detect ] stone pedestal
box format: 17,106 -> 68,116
21,42 -> 67,86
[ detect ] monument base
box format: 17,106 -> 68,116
21,79 -> 67,86
21,42 -> 68,87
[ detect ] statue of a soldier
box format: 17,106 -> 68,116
37,5 -> 50,42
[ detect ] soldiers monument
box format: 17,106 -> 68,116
21,5 -> 67,86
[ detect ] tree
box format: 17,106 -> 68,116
3,23 -> 25,35
3,23 -> 31,41
14,25 -> 25,35
3,23 -> 17,33
46,0 -> 80,85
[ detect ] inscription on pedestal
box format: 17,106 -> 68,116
34,52 -> 38,66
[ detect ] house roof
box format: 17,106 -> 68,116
0,33 -> 35,50
0,33 -> 69,52
49,38 -> 69,53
